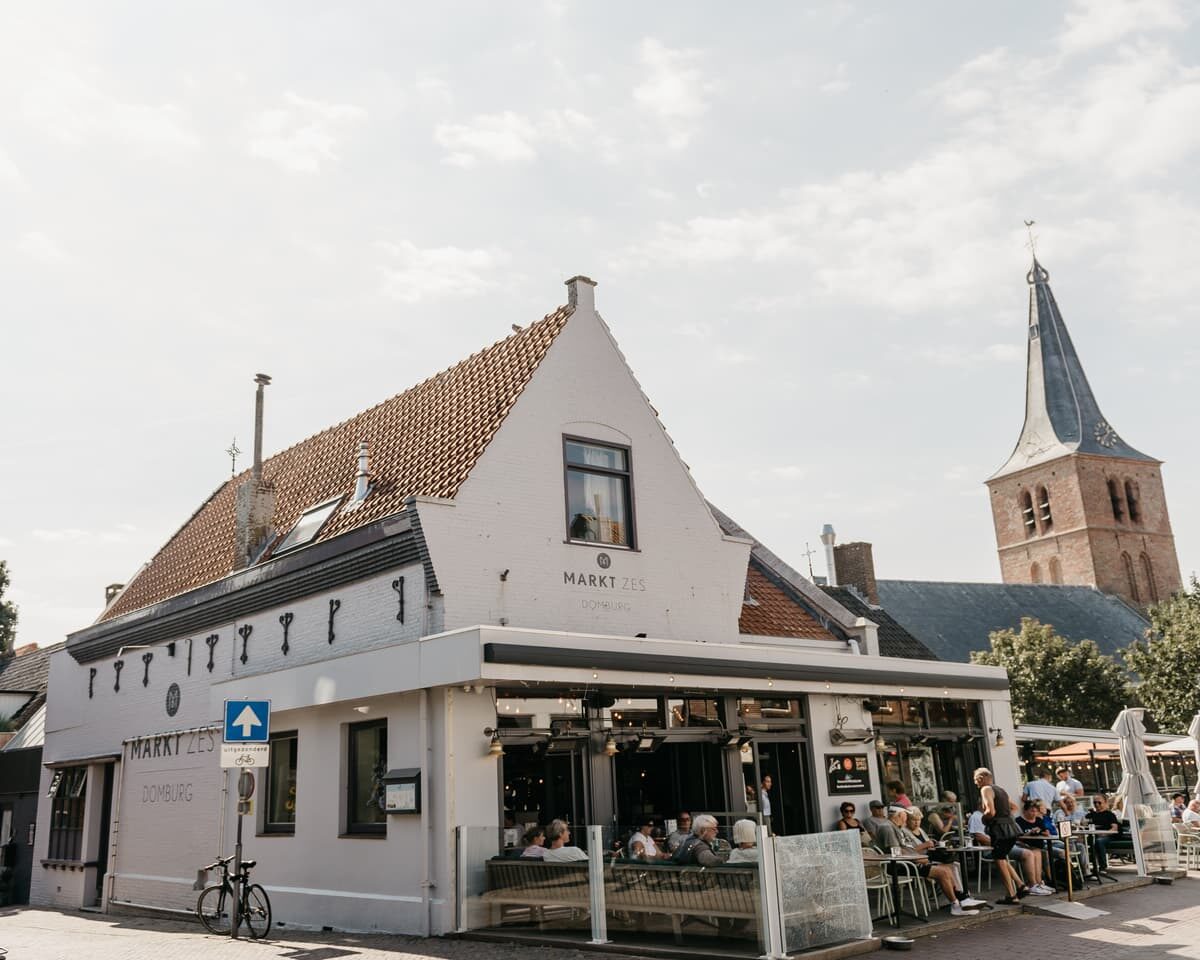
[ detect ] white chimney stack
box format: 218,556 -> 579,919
820,523 -> 838,586
565,275 -> 596,312
352,441 -> 371,503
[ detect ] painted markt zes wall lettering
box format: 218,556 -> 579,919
562,552 -> 647,612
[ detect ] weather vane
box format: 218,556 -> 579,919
225,437 -> 242,476
1024,219 -> 1038,257
801,542 -> 818,580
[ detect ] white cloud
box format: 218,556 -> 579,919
247,92 -> 367,174
0,536 -> 13,548
633,38 -> 712,147
986,343 -> 1023,362
433,109 -> 594,167
1060,0 -> 1186,54
32,528 -> 89,543
17,231 -> 67,263
0,145 -> 23,188
377,240 -> 508,303
771,465 -> 807,480
820,63 -> 850,95
30,525 -> 134,544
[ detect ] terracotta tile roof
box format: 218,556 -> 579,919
102,305 -> 574,621
739,564 -> 837,641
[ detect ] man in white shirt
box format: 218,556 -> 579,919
628,821 -> 665,860
542,819 -> 588,861
1055,767 -> 1084,798
1183,799 -> 1200,827
1024,769 -> 1059,809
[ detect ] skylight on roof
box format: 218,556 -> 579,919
273,497 -> 342,555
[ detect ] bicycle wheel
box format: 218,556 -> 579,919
242,883 -> 272,939
197,884 -> 232,935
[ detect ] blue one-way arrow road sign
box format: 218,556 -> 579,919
223,699 -> 271,743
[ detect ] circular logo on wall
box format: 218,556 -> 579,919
596,552 -> 611,569
165,682 -> 181,717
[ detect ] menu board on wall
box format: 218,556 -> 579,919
825,754 -> 870,794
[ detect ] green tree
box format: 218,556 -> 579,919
970,618 -> 1130,727
0,560 -> 17,657
1124,577 -> 1200,732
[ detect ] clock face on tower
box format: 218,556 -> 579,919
1093,419 -> 1119,448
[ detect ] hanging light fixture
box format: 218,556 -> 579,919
990,728 -> 1006,748
484,727 -> 504,758
875,732 -> 888,752
604,734 -> 618,757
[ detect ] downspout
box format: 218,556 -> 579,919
420,686 -> 432,936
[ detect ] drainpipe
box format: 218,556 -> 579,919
420,687 -> 432,936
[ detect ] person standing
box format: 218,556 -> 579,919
1055,767 -> 1084,798
975,766 -> 1043,904
1024,769 -> 1059,810
760,775 -> 774,825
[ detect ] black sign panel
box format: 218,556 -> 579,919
825,754 -> 871,794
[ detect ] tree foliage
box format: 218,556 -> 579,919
0,560 -> 17,657
970,618 -> 1130,727
1124,577 -> 1200,733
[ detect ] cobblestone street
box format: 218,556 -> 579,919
3,878 -> 1200,960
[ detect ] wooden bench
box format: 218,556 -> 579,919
482,857 -> 761,942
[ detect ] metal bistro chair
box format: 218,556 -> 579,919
1174,825 -> 1200,871
863,858 -> 896,926
890,859 -> 927,919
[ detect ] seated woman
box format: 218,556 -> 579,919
728,819 -> 760,863
835,802 -> 866,833
926,792 -> 959,839
904,808 -> 936,848
520,825 -> 546,858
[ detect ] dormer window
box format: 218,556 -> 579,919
564,437 -> 634,548
274,496 -> 342,554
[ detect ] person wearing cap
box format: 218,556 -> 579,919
727,819 -> 760,864
886,806 -> 986,916
1055,767 -> 1084,798
865,800 -> 891,840
628,820 -> 666,860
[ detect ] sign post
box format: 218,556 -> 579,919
222,699 -> 270,940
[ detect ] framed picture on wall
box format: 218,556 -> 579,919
907,749 -> 937,804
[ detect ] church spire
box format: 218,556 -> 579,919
991,256 -> 1154,478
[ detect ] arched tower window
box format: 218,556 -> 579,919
1030,562 -> 1042,583
1121,552 -> 1140,603
1140,553 -> 1158,603
1048,557 -> 1062,584
1020,490 -> 1037,537
1107,478 -> 1125,522
1125,480 -> 1142,525
1037,486 -> 1053,531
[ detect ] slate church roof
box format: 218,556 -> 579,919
875,580 -> 1149,663
820,586 -> 938,661
991,258 -> 1155,479
103,305 -> 574,621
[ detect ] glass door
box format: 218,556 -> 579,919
751,742 -> 813,835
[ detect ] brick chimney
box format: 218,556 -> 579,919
833,541 -> 878,604
104,583 -> 124,606
234,374 -> 277,568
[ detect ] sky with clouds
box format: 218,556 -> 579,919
2,1 -> 1198,647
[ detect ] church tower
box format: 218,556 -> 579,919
986,257 -> 1182,608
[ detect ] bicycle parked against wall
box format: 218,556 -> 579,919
196,853 -> 272,938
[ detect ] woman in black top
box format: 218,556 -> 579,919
835,802 -> 866,833
1085,794 -> 1120,874
974,766 -> 1030,904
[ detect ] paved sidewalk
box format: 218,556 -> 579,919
0,908 -> 638,960
907,876 -> 1200,960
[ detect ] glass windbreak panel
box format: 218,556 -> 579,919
775,831 -> 872,952
667,698 -> 722,728
565,441 -> 627,471
566,470 -> 630,545
348,720 -> 387,833
266,733 -> 298,832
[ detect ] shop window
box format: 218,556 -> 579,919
1020,491 -> 1037,536
1125,480 -> 1142,524
1030,562 -> 1042,583
1107,478 -> 1125,522
347,719 -> 387,835
611,698 -> 663,729
737,698 -> 805,731
1121,552 -> 1140,603
925,700 -> 974,727
1048,557 -> 1062,585
1037,486 -> 1053,531
265,732 -> 298,834
47,767 -> 87,861
871,699 -> 924,727
1140,553 -> 1158,604
564,438 -> 634,547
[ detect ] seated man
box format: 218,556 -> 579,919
1170,793 -> 1187,821
864,799 -> 892,840
1085,794 -> 1120,874
628,820 -> 666,860
667,812 -> 693,852
542,819 -> 588,861
674,814 -> 730,867
1183,799 -> 1200,828
1052,793 -> 1090,873
888,806 -> 985,916
968,798 -> 1048,895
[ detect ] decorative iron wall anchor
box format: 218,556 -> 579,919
205,634 -> 219,672
392,576 -> 405,623
142,651 -> 153,686
113,659 -> 124,692
88,667 -> 97,699
279,612 -> 294,655
187,637 -> 193,675
238,624 -> 253,664
328,598 -> 341,644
